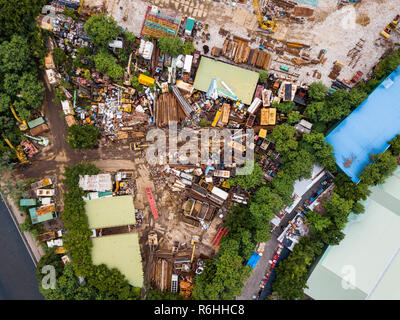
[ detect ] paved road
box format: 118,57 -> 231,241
237,238 -> 278,300
0,195 -> 43,300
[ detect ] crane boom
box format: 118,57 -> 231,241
2,135 -> 29,164
252,0 -> 277,33
10,106 -> 28,131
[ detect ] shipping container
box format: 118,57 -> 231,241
138,74 -> 155,86
28,117 -> 45,129
30,123 -> 49,136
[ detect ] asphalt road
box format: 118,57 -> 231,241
0,196 -> 43,300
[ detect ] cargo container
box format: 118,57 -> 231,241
185,17 -> 196,36
31,178 -> 53,189
30,123 -> 49,136
280,65 -> 289,72
138,74 -> 155,86
248,97 -> 262,114
28,117 -> 45,129
36,189 -> 55,197
20,199 -> 38,207
183,55 -> 193,73
213,170 -> 230,178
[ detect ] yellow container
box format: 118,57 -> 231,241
138,74 -> 155,86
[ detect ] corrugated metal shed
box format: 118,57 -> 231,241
79,174 -> 113,192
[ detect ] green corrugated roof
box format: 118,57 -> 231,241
306,167 -> 400,300
27,117 -> 45,129
85,195 -> 136,229
193,57 -> 259,105
91,233 -> 144,287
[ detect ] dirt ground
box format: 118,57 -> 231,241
19,70 -> 220,266
85,0 -> 400,86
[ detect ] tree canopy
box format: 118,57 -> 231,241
227,161 -> 264,191
359,151 -> 398,185
269,124 -> 298,154
308,82 -> 327,101
93,51 -> 124,79
84,14 -> 121,48
158,37 -> 184,57
0,0 -> 46,41
272,101 -> 294,114
258,70 -> 268,83
66,124 -> 100,149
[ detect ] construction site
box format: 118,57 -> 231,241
86,0 -> 400,86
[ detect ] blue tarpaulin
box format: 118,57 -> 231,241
325,66 -> 400,183
247,252 -> 261,269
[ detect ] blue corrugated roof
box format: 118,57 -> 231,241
325,66 -> 400,183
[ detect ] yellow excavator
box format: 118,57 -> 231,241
190,235 -> 200,263
252,0 -> 277,33
10,106 -> 28,131
2,135 -> 29,165
130,142 -> 152,151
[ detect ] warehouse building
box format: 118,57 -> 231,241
305,167 -> 400,299
325,66 -> 400,183
193,57 -> 259,105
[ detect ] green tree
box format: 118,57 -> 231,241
271,171 -> 295,204
17,71 -> 44,109
124,31 -> 135,47
272,101 -> 294,114
282,149 -> 314,181
249,186 -> 283,220
359,151 -> 398,185
66,124 -> 100,149
323,193 -> 354,230
300,133 -> 336,172
259,70 -> 268,83
182,41 -> 195,55
131,75 -> 143,92
226,161 -> 264,190
0,35 -> 32,73
305,101 -> 325,122
53,47 -> 66,68
308,82 -> 327,101
93,51 -> 124,79
0,0 -> 46,40
36,249 -> 64,282
269,124 -> 298,155
158,37 -> 184,57
63,8 -> 78,20
389,134 -> 400,155
306,210 -> 331,233
287,111 -> 301,124
334,173 -> 370,203
193,239 -> 252,300
352,202 -> 365,214
84,14 -> 121,48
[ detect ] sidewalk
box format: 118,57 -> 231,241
1,193 -> 45,266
